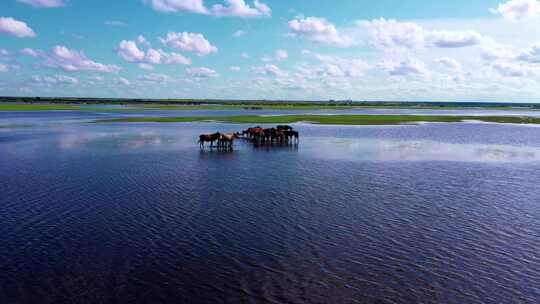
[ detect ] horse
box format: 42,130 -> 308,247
219,133 -> 239,149
283,130 -> 299,143
250,128 -> 265,142
277,125 -> 293,131
198,132 -> 221,148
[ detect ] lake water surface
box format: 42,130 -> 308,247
1,110 -> 539,303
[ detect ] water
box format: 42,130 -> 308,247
1,110 -> 540,303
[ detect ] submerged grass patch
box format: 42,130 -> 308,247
97,114 -> 540,125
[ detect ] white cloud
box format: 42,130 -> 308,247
0,17 -> 36,38
116,77 -> 131,85
159,32 -> 217,56
17,0 -> 65,8
230,66 -> 241,71
383,59 -> 429,76
23,46 -> 121,73
359,18 -> 425,49
481,42 -> 518,61
0,64 -> 8,72
144,0 -> 270,18
105,20 -> 126,26
491,0 -> 540,21
143,0 -> 209,14
428,30 -> 485,48
275,49 -> 288,61
255,64 -> 286,77
434,57 -> 462,70
261,49 -> 289,62
359,18 -> 486,49
288,17 -> 355,47
31,74 -> 79,85
138,73 -> 171,83
20,47 -> 41,57
492,61 -> 536,77
212,0 -> 271,18
163,52 -> 192,64
138,63 -> 154,70
115,39 -> 192,67
0,49 -> 10,57
240,52 -> 249,59
233,30 -> 247,37
312,53 -> 369,78
116,40 -> 145,62
186,67 -> 220,78
517,43 -> 540,62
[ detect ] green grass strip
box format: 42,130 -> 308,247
96,114 -> 540,125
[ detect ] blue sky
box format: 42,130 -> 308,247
1,0 -> 540,101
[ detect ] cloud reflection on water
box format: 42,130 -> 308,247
305,138 -> 540,163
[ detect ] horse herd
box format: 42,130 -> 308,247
198,125 -> 299,149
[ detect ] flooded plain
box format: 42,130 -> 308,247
1,109 -> 539,303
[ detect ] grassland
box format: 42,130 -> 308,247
97,114 -> 540,125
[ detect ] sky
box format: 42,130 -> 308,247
2,0 -> 540,102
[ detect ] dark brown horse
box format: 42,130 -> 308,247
277,125 -> 293,131
283,130 -> 299,143
198,132 -> 221,148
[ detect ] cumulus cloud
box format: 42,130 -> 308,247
359,18 -> 486,49
144,0 -> 271,18
212,0 -> 271,18
0,64 -> 8,72
22,46 -> 120,73
383,59 -> 429,76
434,57 -> 462,70
20,47 -> 41,57
0,17 -> 36,38
159,32 -> 217,56
230,66 -> 241,71
288,17 -> 355,47
186,67 -> 219,78
115,39 -> 192,68
491,0 -> 540,21
17,0 -> 65,8
517,43 -> 540,62
358,18 -> 424,49
255,64 -> 286,77
143,0 -> 209,14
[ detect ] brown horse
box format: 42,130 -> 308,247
219,133 -> 239,149
198,132 -> 221,148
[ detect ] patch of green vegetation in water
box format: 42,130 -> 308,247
97,114 -> 540,125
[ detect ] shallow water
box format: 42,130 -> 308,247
1,111 -> 540,303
